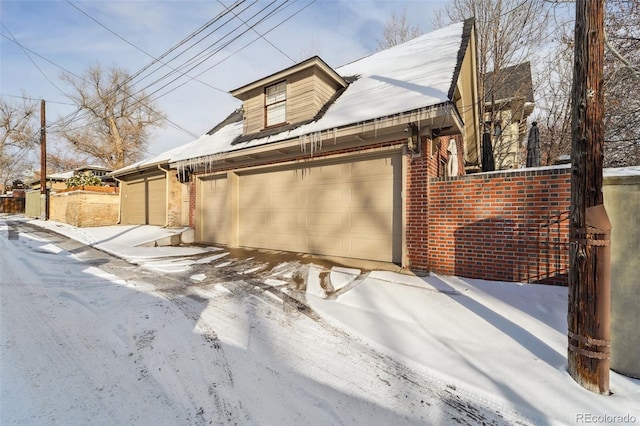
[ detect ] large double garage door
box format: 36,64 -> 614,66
197,152 -> 402,263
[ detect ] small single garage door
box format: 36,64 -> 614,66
197,175 -> 229,245
238,153 -> 402,262
121,173 -> 166,225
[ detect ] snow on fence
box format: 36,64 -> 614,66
56,185 -> 118,194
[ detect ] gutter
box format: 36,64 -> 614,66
170,102 -> 455,172
113,176 -> 122,224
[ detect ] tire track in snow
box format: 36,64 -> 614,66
159,289 -> 254,425
1,222 -> 251,425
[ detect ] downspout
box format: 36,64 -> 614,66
113,176 -> 122,224
158,165 -> 171,227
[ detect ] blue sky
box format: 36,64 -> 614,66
1,0 -> 449,160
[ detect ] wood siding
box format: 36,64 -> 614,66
243,87 -> 264,135
241,65 -> 343,135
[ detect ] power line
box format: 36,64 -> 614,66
54,0 -> 295,136
49,1 -> 249,134
127,0 -> 303,110
64,0 -> 229,92
19,0 -> 311,153
0,24 -> 69,98
188,0 -> 315,83
216,0 -> 295,63
0,93 -> 75,106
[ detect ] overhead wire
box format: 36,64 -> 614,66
49,0 -> 249,134
193,0 -> 315,80
7,0 -> 313,153
216,0 -> 295,63
64,0 -> 228,92
134,0 -> 294,103
0,93 -> 75,106
0,24 -> 70,99
48,0 -> 263,137
56,0 -> 301,137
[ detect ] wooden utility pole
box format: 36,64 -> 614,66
568,0 -> 611,394
40,99 -> 48,220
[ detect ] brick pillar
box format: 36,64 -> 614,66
405,137 -> 430,272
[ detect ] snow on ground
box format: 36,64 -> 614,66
2,216 -> 639,425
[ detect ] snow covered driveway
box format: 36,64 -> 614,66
0,219 -> 521,425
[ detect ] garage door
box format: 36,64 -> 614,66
238,153 -> 402,262
197,175 -> 229,245
121,174 -> 166,225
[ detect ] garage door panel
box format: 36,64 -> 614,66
121,174 -> 166,225
307,213 -> 343,232
308,235 -> 343,252
238,153 -> 401,262
241,209 -> 270,225
240,232 -> 267,247
122,181 -> 145,224
350,159 -> 396,178
197,176 -> 228,245
147,177 -> 166,226
307,185 -> 345,206
271,211 -> 303,226
271,233 -> 303,251
240,189 -> 268,206
351,237 -> 391,260
349,214 -> 394,235
271,189 -> 303,207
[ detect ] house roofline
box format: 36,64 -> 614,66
170,102 -> 457,171
109,159 -> 171,179
230,56 -> 348,99
448,18 -> 475,101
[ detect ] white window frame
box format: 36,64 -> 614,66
265,81 -> 286,127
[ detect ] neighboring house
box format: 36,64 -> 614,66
29,165 -> 114,192
112,19 -> 480,268
483,62 -> 535,170
29,171 -> 72,193
25,165 -> 113,218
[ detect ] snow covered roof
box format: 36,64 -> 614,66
604,166 -> 640,178
48,171 -> 74,180
113,19 -> 472,176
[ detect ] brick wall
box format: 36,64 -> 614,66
427,166 -> 571,285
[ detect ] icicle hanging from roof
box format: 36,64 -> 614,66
299,135 -> 307,153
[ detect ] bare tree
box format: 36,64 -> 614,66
58,64 -> 166,170
534,28 -> 574,166
0,96 -> 37,191
47,144 -> 92,173
377,7 -> 423,50
533,0 -> 640,167
297,39 -> 322,61
603,0 -> 640,167
434,0 -> 552,168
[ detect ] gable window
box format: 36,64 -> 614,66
265,81 -> 286,127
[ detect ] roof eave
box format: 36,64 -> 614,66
230,56 -> 348,99
169,102 -> 455,170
